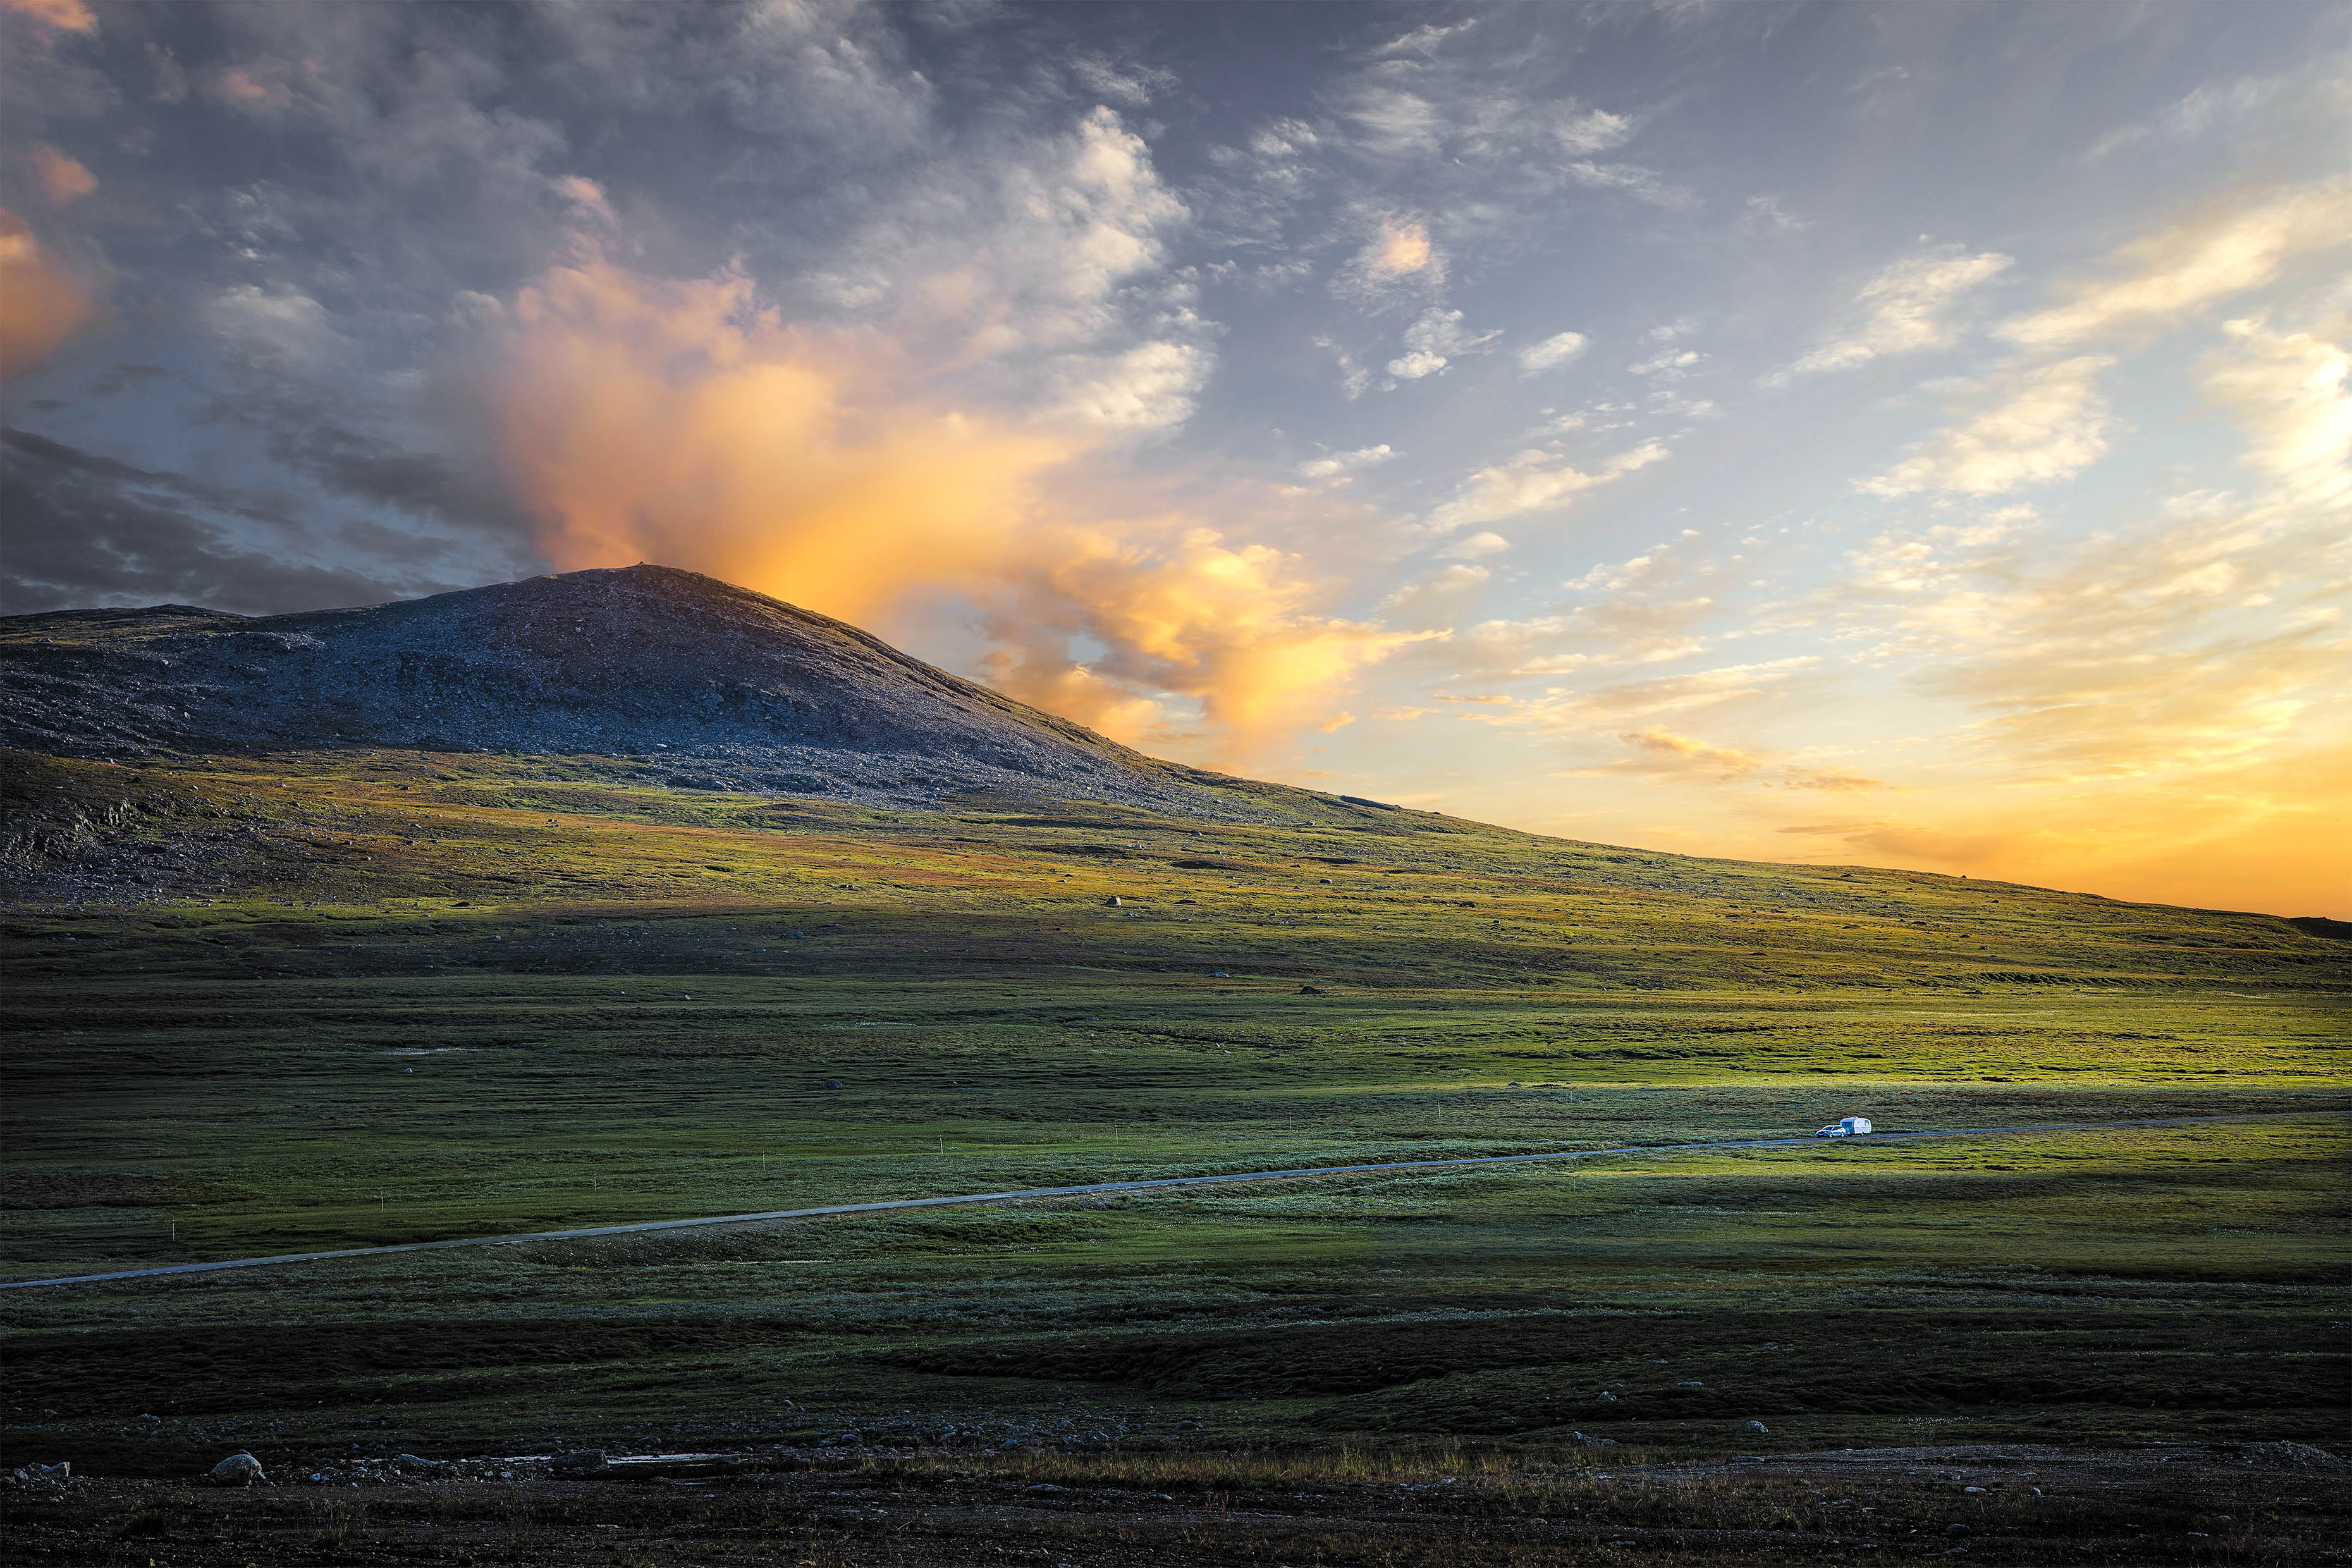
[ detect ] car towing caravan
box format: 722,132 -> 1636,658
1816,1116 -> 1873,1137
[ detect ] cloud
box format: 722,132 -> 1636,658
785,104 -> 1211,434
1313,336 -> 1374,400
541,0 -> 934,151
29,145 -> 94,203
977,527 -> 1433,742
1861,356 -> 2114,495
1373,219 -> 1433,275
204,58 -> 312,118
0,429 -> 477,616
1564,160 -> 1694,209
1335,21 -> 1634,174
1385,306 -> 1497,381
1607,727 -> 1762,780
87,361 -> 168,396
551,175 -> 615,227
1773,245 -> 2012,380
1068,51 -> 1177,108
202,284 -> 356,371
1439,530 -> 1510,560
1488,656 -> 1823,733
1380,562 -> 1493,619
1337,214 -> 1445,307
2085,61 -> 2349,162
1629,347 -> 1700,377
477,249 -> 1409,746
1050,338 -> 1211,431
1555,109 -> 1634,155
0,207 -> 95,384
1826,320 -> 2351,791
1431,439 -> 1670,529
1999,180 -> 2352,350
931,106 -> 1192,351
1741,194 -> 1804,233
1299,443 -> 1397,480
1344,85 -> 1444,156
0,0 -> 94,29
2204,317 -> 2352,502
1517,329 -> 1589,373
1372,20 -> 1479,58
1782,766 -> 1889,792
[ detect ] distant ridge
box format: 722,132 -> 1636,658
0,567 -> 1247,814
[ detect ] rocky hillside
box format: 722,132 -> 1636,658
0,567 -> 1239,813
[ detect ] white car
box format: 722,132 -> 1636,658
1816,1117 -> 1873,1137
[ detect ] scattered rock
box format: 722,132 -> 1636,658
209,1452 -> 264,1487
821,1079 -> 844,1089
554,1452 -> 608,1476
2220,1441 -> 2343,1466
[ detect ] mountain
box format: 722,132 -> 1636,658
0,566 -> 1242,814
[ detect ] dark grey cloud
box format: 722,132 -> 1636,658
190,369 -> 538,546
0,427 -> 483,616
87,362 -> 171,396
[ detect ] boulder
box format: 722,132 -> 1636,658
1746,1420 -> 1770,1433
210,1451 -> 265,1486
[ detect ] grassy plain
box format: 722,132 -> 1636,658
2,748 -> 2346,1483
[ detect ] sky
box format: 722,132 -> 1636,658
3,0 -> 2347,917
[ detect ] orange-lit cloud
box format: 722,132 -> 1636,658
0,207 -> 95,383
479,248 -> 1411,747
30,146 -> 95,204
980,524 -> 1427,740
0,0 -> 94,30
484,252 -> 1077,623
1371,218 -> 1432,276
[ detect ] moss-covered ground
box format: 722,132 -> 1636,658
2,749 -> 2345,1478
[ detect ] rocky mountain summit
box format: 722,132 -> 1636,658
0,567 -> 1240,812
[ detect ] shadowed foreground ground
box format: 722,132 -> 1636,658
9,1441 -> 2349,1567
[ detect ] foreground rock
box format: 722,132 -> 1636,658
207,1452 -> 263,1486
